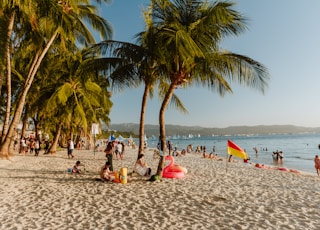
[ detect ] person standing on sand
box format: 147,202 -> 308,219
104,142 -> 114,171
314,155 -> 320,176
167,141 -> 173,156
34,138 -> 40,156
120,142 -> 125,160
67,139 -> 75,159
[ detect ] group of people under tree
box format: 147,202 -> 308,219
99,152 -> 151,181
68,138 -> 135,181
18,137 -> 51,156
100,140 -> 135,181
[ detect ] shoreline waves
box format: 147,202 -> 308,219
0,148 -> 319,229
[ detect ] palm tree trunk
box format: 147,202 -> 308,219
138,84 -> 150,156
156,83 -> 176,176
0,30 -> 59,158
1,11 -> 15,143
48,123 -> 62,154
20,104 -> 29,140
33,116 -> 41,140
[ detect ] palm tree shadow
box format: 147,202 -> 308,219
0,167 -> 99,183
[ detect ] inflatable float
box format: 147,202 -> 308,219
163,155 -> 187,179
255,163 -> 266,169
278,167 -> 289,172
289,169 -> 300,173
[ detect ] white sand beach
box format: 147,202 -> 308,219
0,147 -> 319,230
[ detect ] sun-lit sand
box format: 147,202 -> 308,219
0,146 -> 319,230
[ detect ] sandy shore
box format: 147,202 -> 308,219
0,146 -> 319,230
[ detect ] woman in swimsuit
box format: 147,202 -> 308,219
314,155 -> 320,176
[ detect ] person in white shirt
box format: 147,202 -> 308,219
115,142 -> 122,160
67,139 -> 75,159
34,139 -> 40,156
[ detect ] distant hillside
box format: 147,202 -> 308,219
108,123 -> 320,136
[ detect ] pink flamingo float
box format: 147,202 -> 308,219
163,155 -> 188,179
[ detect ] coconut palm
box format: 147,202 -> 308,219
86,35 -> 188,157
42,46 -> 113,153
0,0 -> 37,141
144,0 -> 270,176
86,39 -> 159,155
0,0 -> 112,157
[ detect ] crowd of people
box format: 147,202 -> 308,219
20,134 -> 320,178
17,137 -> 51,156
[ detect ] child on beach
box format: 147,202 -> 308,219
314,155 -> 320,176
100,162 -> 115,181
72,161 -> 84,174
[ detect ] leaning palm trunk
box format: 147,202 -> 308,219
0,30 -> 59,158
156,83 -> 176,176
138,83 -> 150,156
48,123 -> 62,154
20,104 -> 29,140
1,11 -> 15,143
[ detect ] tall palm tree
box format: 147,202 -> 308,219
87,39 -> 158,155
0,0 -> 36,141
0,0 -> 112,157
86,37 -> 187,157
37,46 -> 113,153
145,0 -> 270,176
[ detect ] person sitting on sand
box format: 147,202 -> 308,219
208,152 -> 218,160
72,161 -> 84,174
314,155 -> 320,176
100,162 -> 115,181
134,154 -> 151,176
202,146 -> 208,158
187,144 -> 193,153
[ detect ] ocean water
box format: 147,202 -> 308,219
145,133 -> 320,174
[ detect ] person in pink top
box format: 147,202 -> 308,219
314,155 -> 320,176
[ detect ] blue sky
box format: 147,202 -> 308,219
100,0 -> 320,128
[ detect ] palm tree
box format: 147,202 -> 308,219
87,39 -> 159,155
0,0 -> 112,157
0,0 -> 37,142
145,0 -> 270,176
86,39 -> 188,157
42,46 -> 113,153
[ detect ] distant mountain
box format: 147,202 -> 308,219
108,123 -> 320,136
